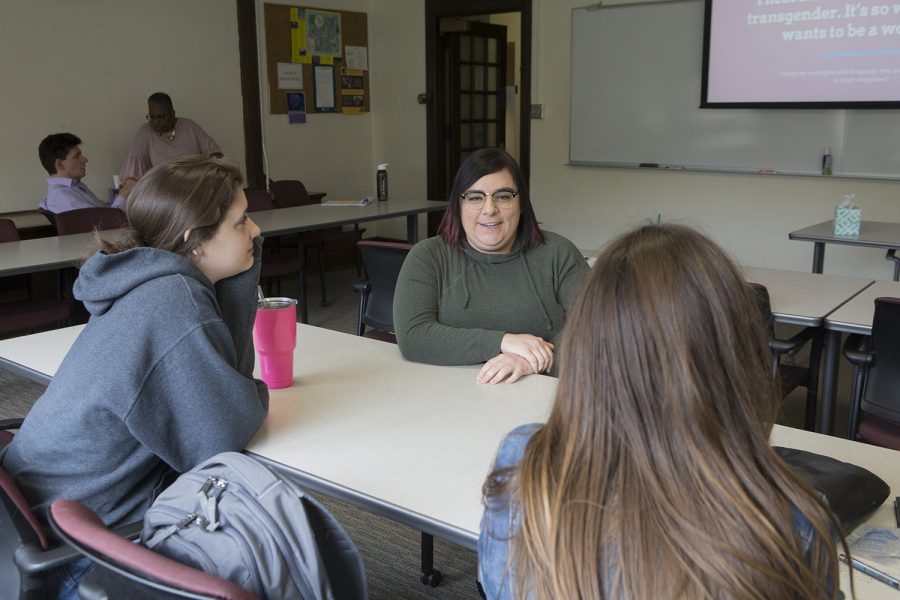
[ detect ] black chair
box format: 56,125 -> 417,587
749,283 -> 820,430
0,219 -> 70,338
49,499 -> 258,599
353,241 -> 413,343
842,297 -> 900,450
270,180 -> 362,308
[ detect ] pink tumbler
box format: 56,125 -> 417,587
253,297 -> 298,389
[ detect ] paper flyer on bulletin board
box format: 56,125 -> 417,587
290,8 -> 310,64
340,67 -> 365,114
313,64 -> 336,112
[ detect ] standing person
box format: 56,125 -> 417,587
38,133 -> 135,213
2,155 -> 268,598
478,223 -> 845,599
119,92 -> 223,179
393,148 -> 588,384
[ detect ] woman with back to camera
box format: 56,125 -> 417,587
393,148 -> 589,384
478,223 -> 845,599
1,155 -> 268,598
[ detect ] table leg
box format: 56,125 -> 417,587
406,215 -> 418,243
818,329 -> 842,435
812,242 -> 825,274
420,532 -> 442,587
298,246 -> 309,324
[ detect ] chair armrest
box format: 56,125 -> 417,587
769,325 -> 818,356
14,519 -> 143,574
842,333 -> 873,367
0,418 -> 24,431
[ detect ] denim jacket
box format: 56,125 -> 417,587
477,424 -> 824,600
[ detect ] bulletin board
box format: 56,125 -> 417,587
264,3 -> 369,115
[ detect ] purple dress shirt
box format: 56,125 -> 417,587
39,178 -> 126,214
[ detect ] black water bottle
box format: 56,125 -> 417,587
376,163 -> 388,201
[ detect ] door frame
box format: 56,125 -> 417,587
425,0 -> 533,201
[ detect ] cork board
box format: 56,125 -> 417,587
264,3 -> 369,115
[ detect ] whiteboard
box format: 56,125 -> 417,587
569,0 -> 900,179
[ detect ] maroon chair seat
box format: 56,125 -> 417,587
269,180 -> 362,308
244,189 -> 307,318
49,500 -> 257,599
0,219 -> 70,338
54,207 -> 127,236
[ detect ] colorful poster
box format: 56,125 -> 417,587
287,92 -> 306,124
290,8 -> 310,64
306,10 -> 342,59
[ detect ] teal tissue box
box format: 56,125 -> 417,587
834,207 -> 861,238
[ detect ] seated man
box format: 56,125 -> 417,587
38,133 -> 134,214
119,92 -> 223,179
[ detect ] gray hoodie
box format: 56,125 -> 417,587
2,239 -> 269,527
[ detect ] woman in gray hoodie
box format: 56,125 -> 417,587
2,155 -> 269,598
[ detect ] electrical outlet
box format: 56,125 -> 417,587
530,104 -> 544,119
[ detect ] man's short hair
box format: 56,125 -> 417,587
147,92 -> 174,111
38,133 -> 81,175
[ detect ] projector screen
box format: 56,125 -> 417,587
702,0 -> 900,108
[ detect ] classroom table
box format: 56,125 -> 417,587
1,323 -> 899,596
0,199 -> 447,323
789,220 -> 900,281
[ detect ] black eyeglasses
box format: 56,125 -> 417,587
146,112 -> 171,122
459,189 -> 519,209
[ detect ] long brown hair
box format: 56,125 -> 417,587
485,223 -> 843,599
99,155 -> 242,257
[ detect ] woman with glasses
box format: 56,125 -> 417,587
478,224 -> 844,599
119,92 -> 223,179
393,148 -> 588,384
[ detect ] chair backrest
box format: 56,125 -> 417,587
49,500 -> 258,600
0,219 -> 21,243
357,241 -> 414,335
269,180 -> 313,208
244,189 -> 275,213
0,462 -> 51,599
861,297 -> 900,424
0,220 -> 30,294
54,207 -> 128,236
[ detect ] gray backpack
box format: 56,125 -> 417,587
142,452 -> 366,600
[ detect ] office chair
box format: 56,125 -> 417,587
244,189 -> 307,301
49,499 -> 258,600
842,297 -> 900,450
749,283 -> 820,430
0,419 -> 93,599
269,179 -> 362,308
353,241 -> 413,343
0,219 -> 70,338
53,207 -> 128,235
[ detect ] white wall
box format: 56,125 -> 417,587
528,0 -> 900,280
0,0 -> 245,213
7,1 -> 897,280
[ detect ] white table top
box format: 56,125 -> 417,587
790,220 -> 900,248
825,280 -> 900,335
0,199 -> 446,277
743,266 -> 873,326
2,323 -> 899,595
